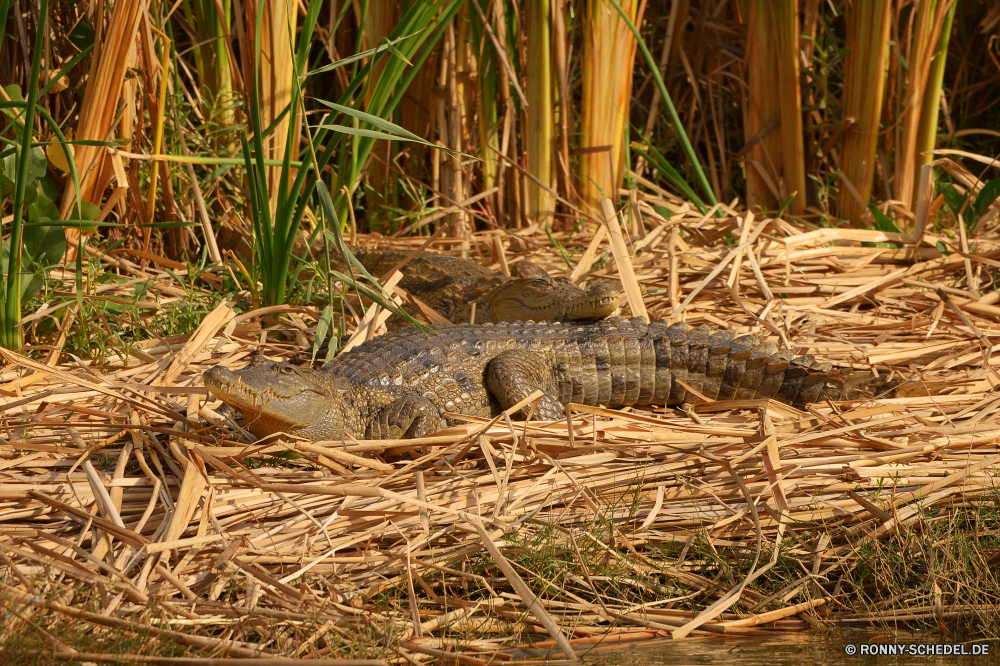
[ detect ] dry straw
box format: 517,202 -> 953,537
3,182 -> 1000,659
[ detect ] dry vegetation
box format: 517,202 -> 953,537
4,181 -> 1000,662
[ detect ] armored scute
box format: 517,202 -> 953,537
205,318 -> 898,441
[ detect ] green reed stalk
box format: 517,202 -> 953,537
913,0 -> 957,210
470,1 -> 500,193
2,0 -> 46,349
605,0 -> 716,207
526,0 -> 555,225
180,0 -> 234,130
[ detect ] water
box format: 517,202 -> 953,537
575,634 -> 996,665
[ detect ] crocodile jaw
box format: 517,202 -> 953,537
488,278 -> 620,322
204,360 -> 348,440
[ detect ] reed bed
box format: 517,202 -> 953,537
2,188 -> 1000,662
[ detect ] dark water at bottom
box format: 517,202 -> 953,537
518,633 -> 996,665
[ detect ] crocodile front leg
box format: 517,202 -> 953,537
366,394 -> 447,439
485,349 -> 565,421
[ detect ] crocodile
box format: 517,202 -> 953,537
204,317 -> 901,441
340,246 -> 620,325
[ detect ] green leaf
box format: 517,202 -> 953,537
316,99 -> 428,143
0,147 -> 46,196
16,223 -> 65,302
317,124 -> 437,145
312,304 -> 337,364
80,201 -> 100,220
22,185 -> 38,207
38,171 -> 60,201
936,240 -> 951,255
26,147 -> 46,183
306,32 -> 421,77
27,186 -> 58,221
631,142 -> 707,213
938,182 -> 967,216
776,193 -> 797,218
68,17 -> 96,51
314,182 -> 421,329
867,203 -> 901,234
1,237 -> 46,302
543,223 -> 573,271
23,224 -> 65,266
974,179 -> 1000,217
0,85 -> 24,129
653,205 -> 673,220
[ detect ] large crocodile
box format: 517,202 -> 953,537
341,246 -> 620,325
204,318 -> 901,441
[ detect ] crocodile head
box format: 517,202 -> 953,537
485,275 -> 620,323
204,357 -> 350,441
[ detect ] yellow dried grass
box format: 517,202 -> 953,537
3,185 -> 1000,656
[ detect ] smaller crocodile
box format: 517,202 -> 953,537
339,246 -> 620,325
205,318 -> 903,441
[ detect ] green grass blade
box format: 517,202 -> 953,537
3,0 -> 47,349
604,0 -> 717,207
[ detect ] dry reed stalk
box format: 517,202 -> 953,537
525,0 -> 556,226
360,0 -> 399,218
579,0 -> 640,217
837,0 -> 893,226
247,0 -> 298,213
741,0 -> 783,211
904,0 -> 958,210
773,0 -> 806,214
57,0 -> 146,227
433,23 -> 471,240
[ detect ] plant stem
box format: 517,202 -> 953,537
605,0 -> 717,207
3,0 -> 47,349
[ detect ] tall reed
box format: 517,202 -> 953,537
361,0 -> 399,221
180,0 -> 235,131
896,0 -> 957,211
526,0 -> 555,226
774,0 -> 806,214
56,0 -> 145,221
579,0 -> 640,217
1,0 -> 46,349
742,0 -> 783,211
913,1 -> 956,189
837,0 -> 893,226
246,0 -> 299,215
470,0 -> 500,197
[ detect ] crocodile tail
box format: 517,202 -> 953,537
773,361 -> 900,408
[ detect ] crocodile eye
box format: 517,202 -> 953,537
280,365 -> 295,375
